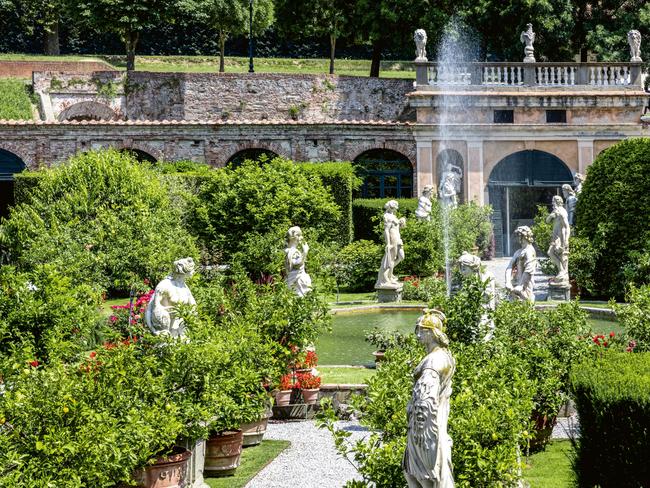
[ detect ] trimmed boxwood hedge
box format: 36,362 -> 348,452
570,352 -> 650,487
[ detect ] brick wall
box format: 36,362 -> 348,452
0,61 -> 113,78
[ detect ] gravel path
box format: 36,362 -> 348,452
245,420 -> 367,488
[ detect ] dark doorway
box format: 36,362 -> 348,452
121,148 -> 157,163
488,150 -> 573,256
353,149 -> 413,198
0,149 -> 26,219
227,148 -> 279,168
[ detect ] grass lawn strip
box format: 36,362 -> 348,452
206,440 -> 290,488
523,440 -> 574,488
318,366 -> 376,385
0,78 -> 33,119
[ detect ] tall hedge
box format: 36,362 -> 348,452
352,198 -> 419,241
575,138 -> 650,298
570,352 -> 650,487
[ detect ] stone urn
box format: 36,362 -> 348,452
204,430 -> 244,476
134,446 -> 191,488
241,409 -> 272,447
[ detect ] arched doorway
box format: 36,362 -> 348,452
0,149 -> 26,219
488,150 -> 574,256
120,148 -> 157,163
354,149 -> 413,198
227,148 -> 279,168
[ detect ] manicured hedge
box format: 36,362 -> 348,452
13,172 -> 43,205
570,352 -> 650,487
352,198 -> 419,241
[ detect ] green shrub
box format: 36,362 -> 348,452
448,202 -> 493,260
400,218 -> 444,277
402,275 -> 447,302
12,172 -> 44,205
333,240 -> 382,292
612,284 -> 650,352
0,149 -> 197,296
436,275 -> 490,345
570,352 -> 650,487
575,138 -> 650,298
352,198 -> 419,242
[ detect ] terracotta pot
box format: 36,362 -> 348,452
134,446 -> 191,488
373,350 -> 386,363
530,412 -> 557,451
241,410 -> 271,447
205,430 -> 243,476
274,389 -> 292,407
301,388 -> 320,405
294,368 -> 311,374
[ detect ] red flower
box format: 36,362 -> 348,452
29,360 -> 39,368
609,331 -> 615,338
89,351 -> 97,359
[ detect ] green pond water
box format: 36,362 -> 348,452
315,311 -> 618,366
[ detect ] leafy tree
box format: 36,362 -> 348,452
72,0 -> 177,70
276,0 -> 352,74
179,0 -> 274,72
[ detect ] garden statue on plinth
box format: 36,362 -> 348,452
285,226 -> 312,297
146,257 -> 196,339
574,173 -> 585,194
438,165 -> 462,208
458,251 -> 496,341
415,185 -> 434,221
562,184 -> 577,226
505,226 -> 537,303
546,196 -> 571,300
403,308 -> 456,488
520,23 -> 536,62
375,200 -> 406,302
628,30 -> 642,62
414,29 -> 428,61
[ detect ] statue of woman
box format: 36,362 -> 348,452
438,165 -> 461,208
403,309 -> 455,488
285,226 -> 312,297
415,185 -> 434,221
375,200 -> 406,288
145,257 -> 196,339
505,226 -> 537,302
546,195 -> 570,285
562,184 -> 577,226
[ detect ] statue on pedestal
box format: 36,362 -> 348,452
375,200 -> 406,289
628,30 -> 642,62
414,29 -> 428,61
403,309 -> 455,488
458,252 -> 496,341
562,184 -> 577,226
285,226 -> 312,297
520,23 -> 536,63
438,165 -> 462,208
415,185 -> 434,221
546,196 -> 570,286
146,257 -> 196,339
505,226 -> 537,302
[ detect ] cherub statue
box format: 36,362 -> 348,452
520,23 -> 536,62
285,226 -> 312,297
505,226 -> 537,302
403,309 -> 455,488
414,29 -> 428,62
145,257 -> 196,339
415,185 -> 434,221
628,30 -> 642,62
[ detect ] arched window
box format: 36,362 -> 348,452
488,150 -> 574,256
354,149 -> 413,198
121,148 -> 157,163
227,148 -> 279,168
0,149 -> 26,219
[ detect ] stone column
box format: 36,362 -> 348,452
416,139 -> 433,195
466,140 -> 484,204
577,139 -> 594,174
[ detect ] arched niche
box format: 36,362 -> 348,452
58,101 -> 118,122
436,148 -> 464,203
353,149 -> 413,198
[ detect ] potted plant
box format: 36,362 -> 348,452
275,373 -> 298,406
134,446 -> 193,488
293,350 -> 318,373
365,329 -> 408,363
297,372 -> 321,405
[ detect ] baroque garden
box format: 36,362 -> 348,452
0,1 -> 649,487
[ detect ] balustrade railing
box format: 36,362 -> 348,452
414,61 -> 644,89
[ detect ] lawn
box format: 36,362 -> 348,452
318,366 -> 376,384
0,78 -> 33,119
524,440 -> 574,488
206,440 -> 290,488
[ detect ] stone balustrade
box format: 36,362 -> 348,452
415,61 -> 644,89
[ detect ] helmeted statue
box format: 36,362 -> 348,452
403,309 -> 455,488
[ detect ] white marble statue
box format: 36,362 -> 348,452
562,184 -> 577,226
520,23 -> 536,63
285,226 -> 312,297
414,29 -> 428,61
628,30 -> 642,62
438,165 -> 462,208
403,309 -> 455,488
458,252 -> 496,341
505,226 -> 537,302
146,257 -> 196,338
415,185 -> 434,221
375,200 -> 406,288
546,195 -> 570,286
574,173 -> 585,194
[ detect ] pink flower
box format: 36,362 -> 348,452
109,315 -> 118,323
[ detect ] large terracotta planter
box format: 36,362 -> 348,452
134,446 -> 191,488
205,430 -> 243,476
274,389 -> 292,407
373,350 -> 386,363
301,388 -> 320,405
530,413 -> 557,451
241,410 -> 271,447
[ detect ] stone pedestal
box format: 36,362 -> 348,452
375,284 -> 403,303
548,282 -> 570,301
179,438 -> 210,488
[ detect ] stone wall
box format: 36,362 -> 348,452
0,60 -> 113,78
